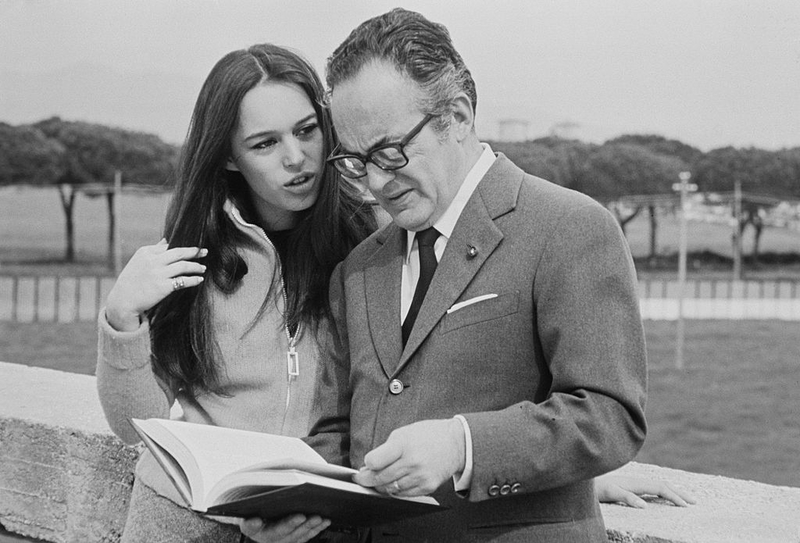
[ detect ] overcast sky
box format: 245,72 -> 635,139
1,0 -> 799,151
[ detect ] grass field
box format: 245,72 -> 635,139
1,319 -> 798,489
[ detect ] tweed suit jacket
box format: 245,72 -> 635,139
307,154 -> 647,542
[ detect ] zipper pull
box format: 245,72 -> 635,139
287,346 -> 299,379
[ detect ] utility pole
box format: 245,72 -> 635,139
672,171 -> 698,370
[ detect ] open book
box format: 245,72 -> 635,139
129,418 -> 444,527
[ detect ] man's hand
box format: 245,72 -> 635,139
596,473 -> 697,508
353,418 -> 466,497
239,515 -> 331,543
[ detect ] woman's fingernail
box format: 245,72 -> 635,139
198,248 -> 209,257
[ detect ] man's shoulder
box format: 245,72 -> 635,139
342,221 -> 396,266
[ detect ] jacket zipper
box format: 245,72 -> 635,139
230,207 -> 299,433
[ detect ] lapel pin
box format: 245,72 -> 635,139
467,245 -> 478,258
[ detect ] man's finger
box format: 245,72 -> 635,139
362,438 -> 404,471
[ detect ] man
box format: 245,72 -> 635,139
245,8 -> 647,542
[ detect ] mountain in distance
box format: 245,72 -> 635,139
0,63 -> 200,144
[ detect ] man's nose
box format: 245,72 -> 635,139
364,163 -> 395,193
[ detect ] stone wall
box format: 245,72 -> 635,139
1,361 -> 798,542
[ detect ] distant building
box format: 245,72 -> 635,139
497,118 -> 529,141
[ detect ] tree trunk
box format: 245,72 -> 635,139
752,223 -> 763,263
618,206 -> 642,237
106,191 -> 115,269
750,210 -> 764,264
609,203 -> 641,236
57,184 -> 77,262
648,205 -> 658,261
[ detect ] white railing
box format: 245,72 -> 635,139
2,275 -> 800,323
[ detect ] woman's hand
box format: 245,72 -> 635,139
596,473 -> 697,508
105,239 -> 207,331
239,515 -> 331,543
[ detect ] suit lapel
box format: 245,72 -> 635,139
365,223 -> 405,377
396,154 -> 523,370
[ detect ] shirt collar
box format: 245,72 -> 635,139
405,143 -> 495,261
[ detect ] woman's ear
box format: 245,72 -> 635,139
450,92 -> 475,142
225,158 -> 240,172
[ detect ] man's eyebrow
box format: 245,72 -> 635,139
339,133 -> 393,156
243,113 -> 317,142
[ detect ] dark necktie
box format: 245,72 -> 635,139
402,227 -> 440,346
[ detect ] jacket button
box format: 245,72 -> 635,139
510,483 -> 522,494
389,379 -> 404,395
488,484 -> 500,497
500,484 -> 511,496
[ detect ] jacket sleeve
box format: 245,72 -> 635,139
463,201 -> 647,501
95,308 -> 174,444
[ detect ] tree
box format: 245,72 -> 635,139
0,122 -> 65,185
604,135 -> 701,259
490,137 -> 598,191
693,146 -> 787,263
606,134 -> 703,167
31,117 -> 179,263
584,143 -> 687,254
489,140 -> 564,184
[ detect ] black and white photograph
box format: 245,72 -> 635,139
1,1 -> 799,542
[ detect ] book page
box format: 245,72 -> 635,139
130,420 -> 194,505
153,419 -> 328,508
235,458 -> 357,481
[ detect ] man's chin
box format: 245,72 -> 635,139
391,214 -> 430,232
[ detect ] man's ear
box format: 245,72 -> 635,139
225,158 -> 240,172
450,92 -> 475,142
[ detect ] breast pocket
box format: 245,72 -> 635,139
440,291 -> 520,334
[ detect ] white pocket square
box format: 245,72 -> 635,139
447,294 -> 498,314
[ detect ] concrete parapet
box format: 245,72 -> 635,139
0,361 -> 798,542
0,362 -> 137,542
602,462 -> 800,543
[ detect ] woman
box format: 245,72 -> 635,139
97,43 -> 376,542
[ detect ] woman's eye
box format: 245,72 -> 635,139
297,124 -> 319,139
252,139 -> 277,150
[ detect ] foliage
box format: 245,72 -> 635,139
32,117 -> 179,189
491,137 -> 597,190
606,134 -> 703,167
583,142 -> 688,200
0,122 -> 65,185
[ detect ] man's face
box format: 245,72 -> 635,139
330,61 -> 464,232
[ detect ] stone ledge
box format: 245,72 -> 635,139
0,361 -> 798,542
602,462 -> 800,543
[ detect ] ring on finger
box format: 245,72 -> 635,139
392,480 -> 401,494
172,278 -> 185,291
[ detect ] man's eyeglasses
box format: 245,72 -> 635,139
327,114 -> 436,179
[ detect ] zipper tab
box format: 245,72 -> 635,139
287,346 -> 299,378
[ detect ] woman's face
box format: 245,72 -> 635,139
226,81 -> 324,231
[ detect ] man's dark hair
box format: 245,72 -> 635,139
326,8 -> 477,127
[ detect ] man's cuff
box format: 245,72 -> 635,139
452,415 -> 473,493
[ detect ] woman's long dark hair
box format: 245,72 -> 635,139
148,44 -> 376,398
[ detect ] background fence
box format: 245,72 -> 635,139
2,274 -> 800,323
0,274 -> 115,323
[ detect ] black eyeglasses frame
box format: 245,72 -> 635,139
326,113 -> 437,179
